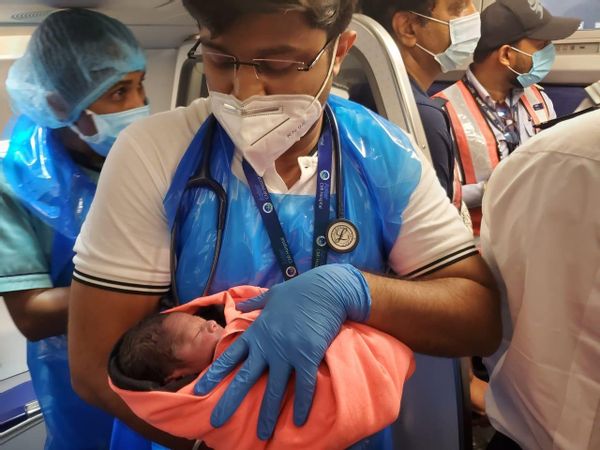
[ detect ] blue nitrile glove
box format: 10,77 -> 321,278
194,263 -> 371,440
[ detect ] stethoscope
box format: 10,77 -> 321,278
169,105 -> 359,305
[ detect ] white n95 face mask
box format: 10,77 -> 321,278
210,38 -> 340,177
413,12 -> 481,73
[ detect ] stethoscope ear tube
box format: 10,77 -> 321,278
170,107 -> 355,302
169,208 -> 183,306
170,116 -> 227,305
201,177 -> 227,296
325,105 -> 344,220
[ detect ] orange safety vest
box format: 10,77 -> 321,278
435,80 -> 550,234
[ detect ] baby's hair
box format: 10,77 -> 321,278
117,313 -> 184,384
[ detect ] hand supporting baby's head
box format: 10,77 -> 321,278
117,311 -> 225,385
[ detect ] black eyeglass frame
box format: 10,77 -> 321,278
187,37 -> 336,74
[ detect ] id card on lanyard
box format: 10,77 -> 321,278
242,115 -> 334,280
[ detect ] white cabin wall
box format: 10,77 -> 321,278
142,48 -> 179,114
0,59 -> 16,135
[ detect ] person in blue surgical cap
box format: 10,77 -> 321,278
0,8 -> 149,450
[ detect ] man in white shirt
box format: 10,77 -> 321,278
435,0 -> 579,236
481,109 -> 600,450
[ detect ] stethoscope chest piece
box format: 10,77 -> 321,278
326,219 -> 359,253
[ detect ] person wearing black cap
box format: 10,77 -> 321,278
360,0 -> 481,211
435,0 -> 580,237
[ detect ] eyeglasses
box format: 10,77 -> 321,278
189,38 -> 335,82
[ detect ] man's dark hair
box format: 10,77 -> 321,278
473,47 -> 494,64
472,39 -> 520,64
117,313 -> 183,384
359,0 -> 435,34
183,0 -> 357,39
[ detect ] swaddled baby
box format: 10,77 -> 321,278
109,286 -> 414,450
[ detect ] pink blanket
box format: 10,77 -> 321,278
110,286 -> 414,450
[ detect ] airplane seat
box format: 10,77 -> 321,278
576,80 -> 600,111
336,14 -> 433,164
540,84 -> 588,117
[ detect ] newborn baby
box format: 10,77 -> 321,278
109,286 -> 414,450
117,310 -> 226,386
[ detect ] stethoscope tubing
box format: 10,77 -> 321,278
169,106 -> 343,305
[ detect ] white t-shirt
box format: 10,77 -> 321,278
73,97 -> 476,293
481,109 -> 600,450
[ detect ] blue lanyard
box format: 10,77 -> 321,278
242,117 -> 334,280
462,75 -> 520,153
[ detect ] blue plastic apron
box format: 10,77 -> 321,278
110,96 -> 422,449
4,115 -> 113,450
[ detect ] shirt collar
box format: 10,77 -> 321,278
466,67 -> 523,108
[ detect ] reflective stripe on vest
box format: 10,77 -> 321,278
452,157 -> 463,210
435,81 -> 549,235
521,85 -> 550,127
435,81 -> 499,185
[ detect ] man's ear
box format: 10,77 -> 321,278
333,30 -> 357,76
392,11 -> 419,48
497,44 -> 514,68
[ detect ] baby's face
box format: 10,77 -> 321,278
164,312 -> 226,376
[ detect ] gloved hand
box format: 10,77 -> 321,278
194,263 -> 371,440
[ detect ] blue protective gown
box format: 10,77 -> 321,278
165,96 -> 421,302
2,116 -> 113,450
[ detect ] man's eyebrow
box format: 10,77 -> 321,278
200,40 -> 304,58
200,40 -> 229,54
108,80 -> 134,90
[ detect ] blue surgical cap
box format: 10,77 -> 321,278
6,9 -> 146,129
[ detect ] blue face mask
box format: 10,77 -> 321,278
508,44 -> 556,88
71,104 -> 151,157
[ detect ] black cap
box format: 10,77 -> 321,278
476,0 -> 581,55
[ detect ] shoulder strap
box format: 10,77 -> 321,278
535,105 -> 600,131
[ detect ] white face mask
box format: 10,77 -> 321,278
209,38 -> 340,177
413,12 -> 481,73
